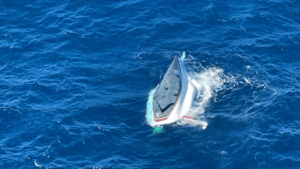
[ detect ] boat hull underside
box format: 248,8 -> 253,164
152,57 -> 181,122
150,82 -> 196,126
150,57 -> 196,127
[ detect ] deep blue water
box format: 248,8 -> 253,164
0,0 -> 300,168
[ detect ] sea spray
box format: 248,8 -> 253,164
188,67 -> 226,117
178,67 -> 227,129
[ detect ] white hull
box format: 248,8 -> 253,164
149,56 -> 197,127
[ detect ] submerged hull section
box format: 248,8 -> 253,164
150,56 -> 196,127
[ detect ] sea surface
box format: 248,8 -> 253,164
0,0 -> 300,168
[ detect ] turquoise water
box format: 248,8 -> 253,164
146,87 -> 156,126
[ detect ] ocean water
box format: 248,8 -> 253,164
0,0 -> 300,168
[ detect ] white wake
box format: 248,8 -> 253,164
177,67 -> 227,129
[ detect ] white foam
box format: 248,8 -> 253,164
244,77 -> 252,85
220,151 -> 228,155
189,67 -> 225,114
34,161 -> 41,168
182,67 -> 227,129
